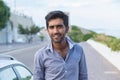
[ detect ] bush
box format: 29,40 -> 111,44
68,25 -> 83,42
83,34 -> 93,41
106,38 -> 120,51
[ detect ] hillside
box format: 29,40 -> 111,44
79,27 -> 91,34
68,25 -> 120,52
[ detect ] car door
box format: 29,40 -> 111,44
13,64 -> 33,80
0,65 -> 19,80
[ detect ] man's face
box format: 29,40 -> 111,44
47,18 -> 69,43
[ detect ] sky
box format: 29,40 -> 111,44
3,0 -> 120,38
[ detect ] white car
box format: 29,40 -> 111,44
0,54 -> 33,80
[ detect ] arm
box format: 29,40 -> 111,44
33,51 -> 45,80
79,49 -> 88,80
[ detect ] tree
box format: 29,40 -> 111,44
18,24 -> 40,43
18,24 -> 29,35
0,0 -> 10,31
39,35 -> 44,41
30,25 -> 40,35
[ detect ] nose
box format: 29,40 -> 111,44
53,27 -> 59,33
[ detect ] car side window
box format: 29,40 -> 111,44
0,67 -> 18,80
15,65 -> 32,80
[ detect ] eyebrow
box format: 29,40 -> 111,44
48,24 -> 63,28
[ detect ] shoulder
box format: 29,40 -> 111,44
73,43 -> 83,51
34,45 -> 48,59
72,43 -> 84,56
67,37 -> 83,51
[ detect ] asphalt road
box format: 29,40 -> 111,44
5,42 -> 120,80
6,43 -> 46,72
80,42 -> 120,80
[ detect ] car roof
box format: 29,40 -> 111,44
0,54 -> 24,68
0,54 -> 16,60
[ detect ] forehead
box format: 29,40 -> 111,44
48,18 -> 64,26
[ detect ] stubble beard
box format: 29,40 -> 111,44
51,34 -> 65,44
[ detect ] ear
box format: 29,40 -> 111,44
46,28 -> 49,33
66,26 -> 69,33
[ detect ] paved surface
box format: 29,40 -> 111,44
8,44 -> 46,72
1,41 -> 47,72
87,39 -> 120,71
0,41 -> 43,53
1,41 -> 120,80
80,42 -> 120,80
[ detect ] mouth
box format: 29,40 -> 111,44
53,33 -> 61,38
54,35 -> 60,38
52,34 -> 62,41
51,34 -> 64,43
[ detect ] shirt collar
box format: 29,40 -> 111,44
46,36 -> 75,53
46,41 -> 53,53
66,36 -> 75,49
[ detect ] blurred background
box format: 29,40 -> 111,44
0,0 -> 120,80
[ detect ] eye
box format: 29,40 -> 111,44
48,26 -> 54,29
57,25 -> 63,29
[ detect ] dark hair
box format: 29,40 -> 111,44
45,10 -> 69,28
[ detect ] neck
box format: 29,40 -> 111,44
52,38 -> 68,50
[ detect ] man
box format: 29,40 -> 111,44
33,10 -> 88,80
